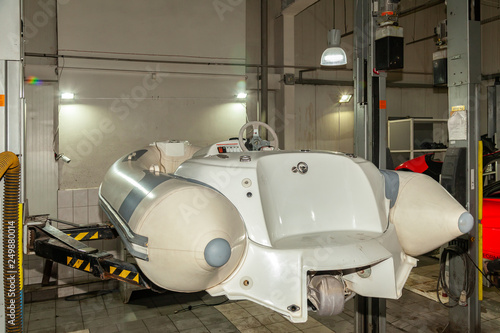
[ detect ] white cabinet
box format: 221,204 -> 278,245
388,118 -> 448,165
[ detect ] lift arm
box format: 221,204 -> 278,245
27,218 -> 164,292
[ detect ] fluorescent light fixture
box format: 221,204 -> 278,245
61,92 -> 75,100
339,94 -> 352,103
237,92 -> 247,99
320,29 -> 347,66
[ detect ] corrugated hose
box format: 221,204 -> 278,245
0,152 -> 22,332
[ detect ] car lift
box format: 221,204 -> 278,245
25,216 -> 162,292
353,0 -> 389,331
442,1 -> 481,332
353,0 -> 481,332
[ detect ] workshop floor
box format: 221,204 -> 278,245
24,257 -> 500,333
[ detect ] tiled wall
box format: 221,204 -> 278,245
23,187 -> 122,300
56,188 -> 119,297
57,188 -> 104,225
24,188 -> 119,297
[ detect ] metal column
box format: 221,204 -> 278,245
353,0 -> 372,161
353,0 -> 388,168
446,0 -> 481,332
0,1 -> 25,332
0,0 -> 24,162
353,0 -> 387,331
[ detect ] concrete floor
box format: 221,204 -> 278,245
24,256 -> 500,333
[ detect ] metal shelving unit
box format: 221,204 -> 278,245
388,118 -> 448,162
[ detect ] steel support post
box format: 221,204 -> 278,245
0,1 -> 24,332
446,0 -> 481,332
353,0 -> 372,161
353,0 -> 387,331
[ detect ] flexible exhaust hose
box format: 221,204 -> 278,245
0,152 -> 22,332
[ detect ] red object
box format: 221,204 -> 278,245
395,154 -> 429,173
482,198 -> 500,260
379,100 -> 387,110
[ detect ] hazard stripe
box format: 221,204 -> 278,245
90,232 -> 99,240
73,259 -> 84,269
107,266 -> 140,284
74,232 -> 89,241
67,257 -> 72,265
84,263 -> 91,272
119,270 -> 130,278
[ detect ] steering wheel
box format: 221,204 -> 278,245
238,121 -> 279,152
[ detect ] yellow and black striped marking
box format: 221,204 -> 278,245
66,231 -> 100,241
66,256 -> 92,273
107,265 -> 140,284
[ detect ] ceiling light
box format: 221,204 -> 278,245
61,92 -> 75,100
339,94 -> 352,103
320,29 -> 347,66
237,92 -> 247,99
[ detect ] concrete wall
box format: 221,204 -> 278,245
25,83 -> 59,217
24,0 -> 58,76
56,0 -> 247,189
295,84 -> 354,152
57,0 -> 246,61
58,69 -> 247,189
481,4 -> 500,76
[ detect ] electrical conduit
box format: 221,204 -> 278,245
0,152 -> 22,332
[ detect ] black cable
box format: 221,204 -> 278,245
332,0 -> 335,29
412,0 -> 417,42
343,0 -> 347,34
173,298 -> 229,314
483,150 -> 500,168
437,246 -> 475,308
464,252 -> 500,293
483,180 -> 500,197
437,246 -> 500,308
58,56 -> 65,81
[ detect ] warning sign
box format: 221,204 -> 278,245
451,105 -> 465,113
0,95 -> 4,107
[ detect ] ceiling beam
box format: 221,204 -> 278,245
281,0 -> 319,16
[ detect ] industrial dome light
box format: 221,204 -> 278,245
320,29 -> 347,66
